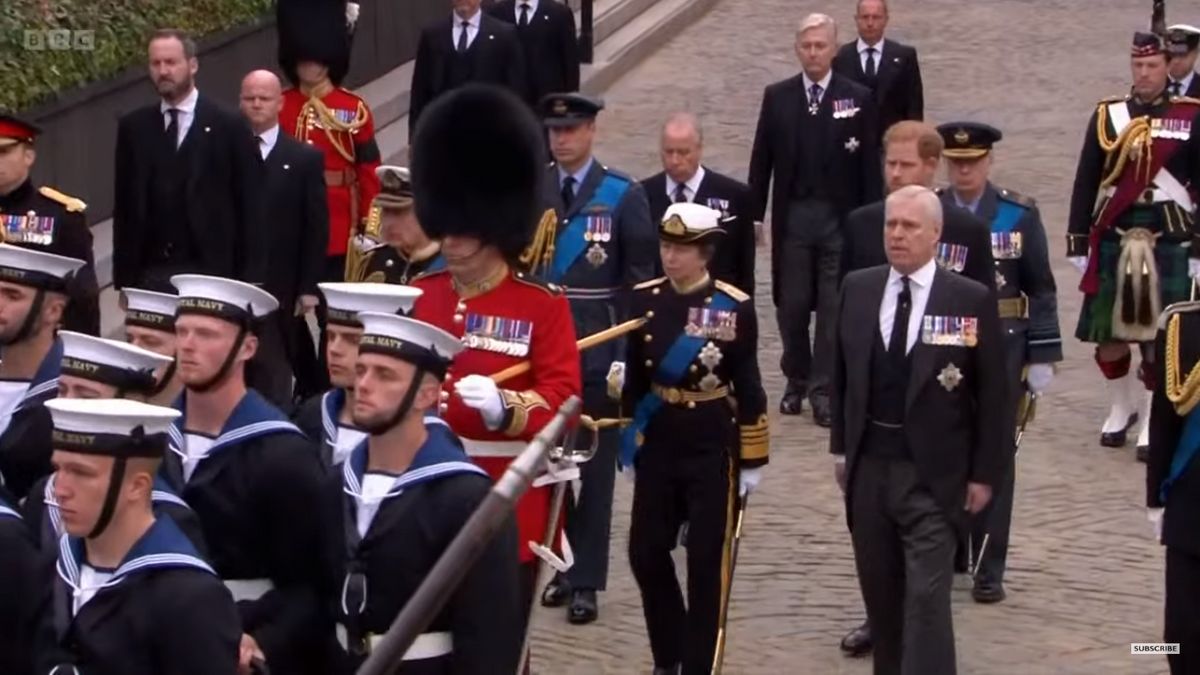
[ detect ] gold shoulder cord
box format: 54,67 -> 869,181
1095,102 -> 1154,190
519,208 -> 559,275
1165,313 -> 1200,415
295,96 -> 370,163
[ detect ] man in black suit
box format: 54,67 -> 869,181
1167,24 -> 1200,97
486,0 -> 580,108
113,29 -> 259,293
642,112 -> 756,295
748,13 -> 881,424
239,70 -> 329,407
832,0 -> 924,139
832,185 -> 1005,675
409,0 -> 529,138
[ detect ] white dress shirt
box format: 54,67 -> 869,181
161,86 -> 199,149
452,9 -> 482,50
802,70 -> 833,105
74,565 -> 116,615
856,37 -> 885,72
515,0 -> 539,22
879,258 -> 937,354
256,124 -> 280,161
665,165 -> 706,203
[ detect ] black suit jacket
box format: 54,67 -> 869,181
486,0 -> 579,106
113,94 -> 258,289
409,13 -> 529,136
1148,303 -> 1200,556
748,72 -> 882,303
840,199 -> 996,291
641,168 -> 757,295
832,265 -> 1007,529
833,38 -> 924,137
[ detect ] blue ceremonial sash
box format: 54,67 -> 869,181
619,291 -> 738,468
991,200 -> 1025,234
549,173 -> 630,283
1160,406 -> 1200,503
425,255 -> 447,274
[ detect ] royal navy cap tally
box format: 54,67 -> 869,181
1132,31 -> 1166,57
46,398 -> 181,459
59,331 -> 173,393
0,243 -> 84,291
374,165 -> 415,209
659,202 -> 726,244
357,312 -> 462,379
318,282 -> 424,326
171,274 -> 279,323
0,114 -> 41,148
937,121 -> 1003,159
539,92 -> 605,127
122,288 -> 179,332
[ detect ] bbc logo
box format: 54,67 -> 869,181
23,29 -> 96,51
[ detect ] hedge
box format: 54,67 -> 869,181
1,0 -> 273,113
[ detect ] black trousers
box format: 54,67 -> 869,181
564,385 -> 620,591
851,455 -> 957,675
775,199 -> 840,404
629,444 -> 735,673
1166,546 -> 1200,675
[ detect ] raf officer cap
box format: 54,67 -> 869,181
539,93 -> 605,128
937,122 -> 1003,160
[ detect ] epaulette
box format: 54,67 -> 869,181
633,276 -> 668,291
1159,300 -> 1200,329
932,186 -> 946,196
38,187 -> 86,213
1170,96 -> 1200,106
512,270 -> 562,295
714,279 -> 750,303
1099,94 -> 1131,105
998,187 -> 1036,209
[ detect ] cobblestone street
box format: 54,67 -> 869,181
527,0 -> 1179,673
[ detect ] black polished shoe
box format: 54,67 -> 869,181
839,621 -> 872,657
972,578 -> 1007,604
1100,413 -> 1138,447
779,390 -> 804,415
652,666 -> 681,675
540,575 -> 570,608
812,401 -> 832,428
1136,445 -> 1150,463
567,588 -> 598,625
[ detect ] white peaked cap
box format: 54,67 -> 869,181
358,312 -> 464,361
60,330 -> 173,375
46,398 -> 181,437
171,274 -> 279,318
0,243 -> 85,287
318,282 -> 424,320
122,288 -> 179,318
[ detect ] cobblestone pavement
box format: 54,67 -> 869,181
530,1 -> 1176,673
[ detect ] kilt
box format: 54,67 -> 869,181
1076,207 -> 1192,344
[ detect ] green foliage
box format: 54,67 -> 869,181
0,0 -> 272,113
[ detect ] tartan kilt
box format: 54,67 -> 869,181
1075,208 -> 1192,344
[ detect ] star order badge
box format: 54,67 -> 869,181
995,270 -> 1006,289
844,137 -> 860,153
937,362 -> 964,392
699,342 -> 723,370
586,242 -> 608,267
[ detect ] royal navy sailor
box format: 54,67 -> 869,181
121,288 -> 185,407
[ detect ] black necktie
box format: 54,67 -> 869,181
1170,81 -> 1182,97
457,21 -> 470,53
255,136 -> 266,164
165,108 -> 180,150
808,84 -> 823,115
519,2 -> 530,27
561,176 -> 576,209
865,47 -> 877,79
673,182 -> 688,203
888,276 -> 912,360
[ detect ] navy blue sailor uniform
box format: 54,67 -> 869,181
161,390 -> 329,675
0,492 -> 46,675
0,338 -> 63,501
294,388 -> 368,469
323,417 -> 523,673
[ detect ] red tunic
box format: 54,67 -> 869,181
280,86 -> 382,257
413,266 -> 582,563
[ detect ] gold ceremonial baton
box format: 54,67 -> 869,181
711,495 -> 749,674
489,318 -> 647,385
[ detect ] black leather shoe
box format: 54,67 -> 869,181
839,621 -> 872,656
972,579 -> 1006,604
652,666 -> 681,675
812,402 -> 832,428
568,588 -> 598,624
779,390 -> 804,415
1100,413 -> 1138,447
1136,445 -> 1150,463
540,576 -> 570,608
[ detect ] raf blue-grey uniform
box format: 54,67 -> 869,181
535,93 -> 657,609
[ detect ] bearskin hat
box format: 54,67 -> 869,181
276,0 -> 351,87
411,85 -> 545,261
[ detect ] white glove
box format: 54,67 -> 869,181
454,375 -> 505,429
346,2 -> 361,28
1148,507 -> 1165,542
1068,256 -> 1088,275
739,467 -> 763,497
1189,258 -> 1200,280
1026,363 -> 1055,394
621,465 -> 636,485
606,361 -> 626,401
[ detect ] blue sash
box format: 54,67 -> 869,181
1160,406 -> 1200,503
425,255 -> 447,274
991,200 -> 1025,234
549,173 -> 630,282
619,291 -> 738,468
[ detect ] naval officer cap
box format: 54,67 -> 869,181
318,282 -> 424,327
937,121 -> 1003,160
660,202 -> 726,244
539,92 -> 605,128
0,243 -> 85,292
171,274 -> 280,325
374,165 -> 415,210
46,398 -> 181,460
122,288 -> 179,332
0,113 -> 41,148
59,331 -> 173,394
1167,24 -> 1200,55
357,312 -> 463,380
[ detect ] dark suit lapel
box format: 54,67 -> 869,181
855,267 -> 889,390
565,161 -> 604,219
906,269 -> 945,410
976,184 -> 1000,227
820,76 -> 841,162
874,40 -> 899,91
183,98 -> 212,198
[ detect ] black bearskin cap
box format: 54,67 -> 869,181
276,0 -> 351,87
411,85 -> 544,260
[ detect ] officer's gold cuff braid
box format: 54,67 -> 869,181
500,390 -> 550,437
1165,313 -> 1200,416
739,414 -> 769,464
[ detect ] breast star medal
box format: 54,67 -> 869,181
586,242 -> 608,267
995,270 -> 1007,289
937,362 -> 964,392
699,342 -> 724,370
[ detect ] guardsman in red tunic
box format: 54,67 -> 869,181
409,84 -> 582,638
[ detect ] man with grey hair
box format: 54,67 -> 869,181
831,184 -> 1005,674
749,12 -> 881,425
642,112 -> 757,294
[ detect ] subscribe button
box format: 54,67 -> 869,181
1131,643 -> 1180,655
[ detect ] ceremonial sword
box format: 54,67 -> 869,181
711,494 -> 749,674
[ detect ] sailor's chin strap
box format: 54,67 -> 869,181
189,322 -> 250,394
0,289 -> 46,347
151,359 -> 178,397
359,368 -> 425,436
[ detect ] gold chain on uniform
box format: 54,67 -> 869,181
293,95 -> 370,163
1165,313 -> 1200,415
1095,104 -> 1155,190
